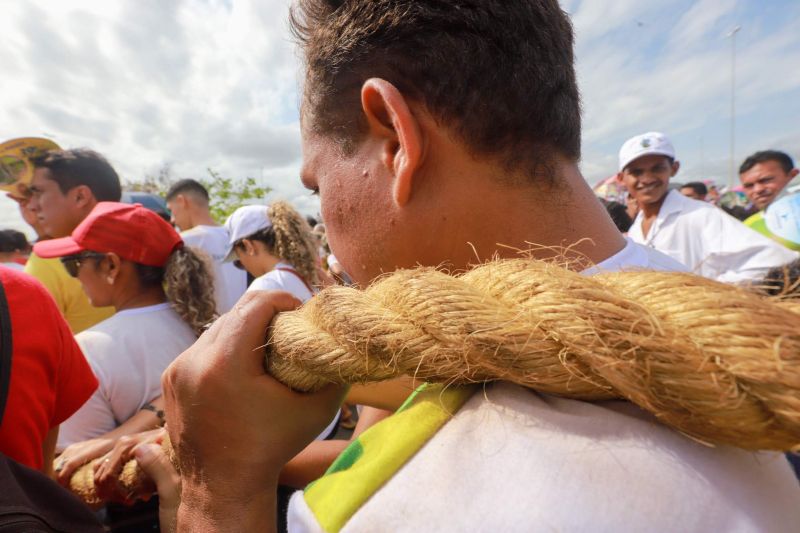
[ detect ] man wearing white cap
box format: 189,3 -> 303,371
617,131 -> 797,283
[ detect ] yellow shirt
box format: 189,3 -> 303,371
24,253 -> 114,333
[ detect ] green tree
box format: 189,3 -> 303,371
125,164 -> 272,223
199,169 -> 271,223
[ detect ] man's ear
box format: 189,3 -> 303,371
70,185 -> 95,209
615,172 -> 624,184
790,168 -> 799,179
360,78 -> 423,207
671,160 -> 681,176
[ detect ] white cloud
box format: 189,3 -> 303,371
0,0 -> 314,230
669,0 -> 738,48
1,0 -> 798,237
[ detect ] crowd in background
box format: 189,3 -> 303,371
1,129 -> 799,530
0,1 -> 799,531
0,145 -> 369,530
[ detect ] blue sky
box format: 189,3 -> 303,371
1,0 -> 799,236
566,0 -> 800,184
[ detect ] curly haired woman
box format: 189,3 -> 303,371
31,202 -> 217,484
225,201 -> 321,302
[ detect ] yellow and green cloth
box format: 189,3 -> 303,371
304,383 -> 476,532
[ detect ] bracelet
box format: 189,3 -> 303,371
141,403 -> 166,427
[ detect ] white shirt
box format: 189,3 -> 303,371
248,262 -> 337,439
247,262 -> 315,303
57,303 -> 197,450
181,225 -> 248,313
288,241 -> 800,532
0,262 -> 24,271
628,190 -> 798,283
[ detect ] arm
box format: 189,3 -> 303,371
347,377 -> 420,411
710,210 -> 798,283
279,440 -> 350,489
55,398 -> 164,484
163,291 -> 346,532
278,406 -> 392,488
54,388 -> 117,485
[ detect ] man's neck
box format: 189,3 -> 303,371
638,191 -> 670,238
413,161 -> 627,273
640,191 -> 669,219
188,208 -> 219,229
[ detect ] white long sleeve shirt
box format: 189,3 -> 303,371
628,190 -> 798,283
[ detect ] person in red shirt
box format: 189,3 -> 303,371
0,266 -> 97,473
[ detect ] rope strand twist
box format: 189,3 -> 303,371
68,259 -> 800,503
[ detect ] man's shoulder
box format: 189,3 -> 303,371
665,191 -> 718,218
344,383 -> 800,531
181,225 -> 230,256
587,239 -> 688,274
24,252 -> 63,277
182,225 -> 227,240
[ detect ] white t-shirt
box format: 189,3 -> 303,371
181,225 -> 248,313
247,262 -> 315,303
57,303 -> 197,450
248,262 -> 337,439
0,262 -> 24,271
288,241 -> 800,532
628,190 -> 798,283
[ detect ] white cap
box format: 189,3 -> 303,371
223,205 -> 272,261
618,132 -> 676,172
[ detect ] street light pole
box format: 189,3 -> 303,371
727,25 -> 741,190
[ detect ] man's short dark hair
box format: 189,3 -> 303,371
680,182 -> 708,197
598,198 -> 632,233
739,150 -> 795,175
290,0 -> 581,178
30,149 -> 121,202
0,229 -> 30,253
166,179 -> 210,203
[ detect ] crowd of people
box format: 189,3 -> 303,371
1,1 -> 799,532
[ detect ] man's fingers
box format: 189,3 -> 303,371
216,290 -> 301,374
134,444 -> 181,506
230,290 -> 301,338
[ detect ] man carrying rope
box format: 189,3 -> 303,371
160,1 -> 800,531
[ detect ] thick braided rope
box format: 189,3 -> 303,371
68,259 -> 800,504
67,437 -> 174,506
267,260 -> 800,451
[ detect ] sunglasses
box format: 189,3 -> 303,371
233,259 -> 245,270
60,252 -> 106,278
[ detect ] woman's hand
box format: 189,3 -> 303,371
93,428 -> 166,504
54,437 -> 114,487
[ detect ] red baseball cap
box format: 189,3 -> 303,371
34,202 -> 183,267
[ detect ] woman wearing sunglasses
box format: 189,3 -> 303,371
224,201 -> 321,303
31,202 -> 217,486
